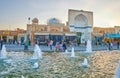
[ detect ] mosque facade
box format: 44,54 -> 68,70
26,9 -> 94,45
27,18 -> 76,45
1,9 -> 120,45
68,9 -> 93,43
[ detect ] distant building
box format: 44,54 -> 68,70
0,28 -> 26,44
0,30 -> 18,43
93,26 -> 120,43
114,26 -> 120,34
93,27 -> 115,36
27,18 -> 76,45
27,9 -> 94,45
68,9 -> 93,43
1,9 -> 119,45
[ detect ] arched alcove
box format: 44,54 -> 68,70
74,14 -> 88,27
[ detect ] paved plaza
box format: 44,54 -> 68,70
4,44 -> 119,52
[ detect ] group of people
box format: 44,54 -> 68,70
55,41 -> 67,52
107,41 -> 120,51
47,40 -> 67,52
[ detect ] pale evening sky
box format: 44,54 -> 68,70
0,0 -> 120,30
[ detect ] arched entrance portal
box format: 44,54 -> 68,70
74,14 -> 89,43
74,14 -> 88,27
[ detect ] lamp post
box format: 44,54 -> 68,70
28,17 -> 30,24
49,34 -> 51,40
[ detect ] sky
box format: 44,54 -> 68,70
0,0 -> 120,30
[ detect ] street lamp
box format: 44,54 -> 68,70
28,17 -> 30,24
49,34 -> 51,40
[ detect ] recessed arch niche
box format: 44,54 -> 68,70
74,14 -> 88,27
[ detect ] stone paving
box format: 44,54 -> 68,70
4,44 -> 119,52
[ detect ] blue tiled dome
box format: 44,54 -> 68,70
47,18 -> 60,25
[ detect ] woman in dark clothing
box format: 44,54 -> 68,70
63,42 -> 67,51
0,40 -> 3,50
117,41 -> 119,49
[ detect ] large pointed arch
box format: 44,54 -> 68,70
74,14 -> 88,27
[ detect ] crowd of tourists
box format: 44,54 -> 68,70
47,40 -> 67,52
0,38 -> 120,51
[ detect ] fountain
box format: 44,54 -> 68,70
0,45 -> 42,77
65,49 -> 68,53
33,62 -> 39,69
31,44 -> 42,59
114,60 -> 120,78
0,45 -> 7,59
82,58 -> 88,67
70,47 -> 75,58
21,75 -> 25,78
86,40 -> 92,53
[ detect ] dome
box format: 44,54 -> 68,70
47,18 -> 61,25
32,18 -> 39,24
